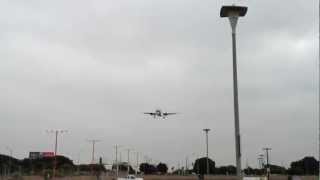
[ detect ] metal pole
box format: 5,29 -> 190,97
263,148 -> 271,180
185,156 -> 188,175
127,149 -> 130,175
206,132 -> 209,175
92,142 -> 95,163
203,129 -> 210,175
221,7 -> 247,178
136,152 -> 139,176
46,129 -> 67,178
318,1 -> 320,179
116,145 -> 119,178
87,139 -> 100,164
54,130 -> 58,178
231,27 -> 242,178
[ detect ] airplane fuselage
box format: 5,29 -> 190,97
155,109 -> 162,117
144,109 -> 176,119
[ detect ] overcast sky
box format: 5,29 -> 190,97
0,0 -> 318,169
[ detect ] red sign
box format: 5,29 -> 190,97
41,152 -> 54,157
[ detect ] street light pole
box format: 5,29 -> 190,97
318,1 -> 320,179
203,128 -> 210,175
114,145 -> 122,178
220,5 -> 248,179
87,139 -> 101,164
263,148 -> 272,180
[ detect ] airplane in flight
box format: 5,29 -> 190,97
143,109 -> 177,119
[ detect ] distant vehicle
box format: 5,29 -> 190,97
144,109 -> 177,119
118,175 -> 143,180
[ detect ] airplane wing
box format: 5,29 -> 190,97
163,112 -> 177,116
144,112 -> 156,115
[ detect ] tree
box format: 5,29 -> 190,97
243,166 -> 255,175
289,156 -> 319,175
112,162 -> 135,174
192,157 -> 215,175
243,166 -> 268,176
269,164 -> 287,174
215,165 -> 236,175
78,164 -> 106,174
157,163 -> 168,174
139,163 -> 157,174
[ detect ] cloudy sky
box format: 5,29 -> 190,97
0,0 -> 318,169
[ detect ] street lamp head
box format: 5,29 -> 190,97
220,6 -> 248,18
203,128 -> 210,132
220,5 -> 248,33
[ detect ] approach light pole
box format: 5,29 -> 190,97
220,5 -> 248,179
203,128 -> 210,175
46,129 -> 67,178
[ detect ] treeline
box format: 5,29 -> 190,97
0,154 -> 318,176
188,156 -> 319,176
134,156 -> 319,176
139,162 -> 168,175
0,154 -> 105,176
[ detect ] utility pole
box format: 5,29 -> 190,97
87,139 -> 101,164
46,129 -> 67,178
203,128 -> 211,175
263,148 -> 272,180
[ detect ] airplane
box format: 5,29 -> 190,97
143,109 -> 177,119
